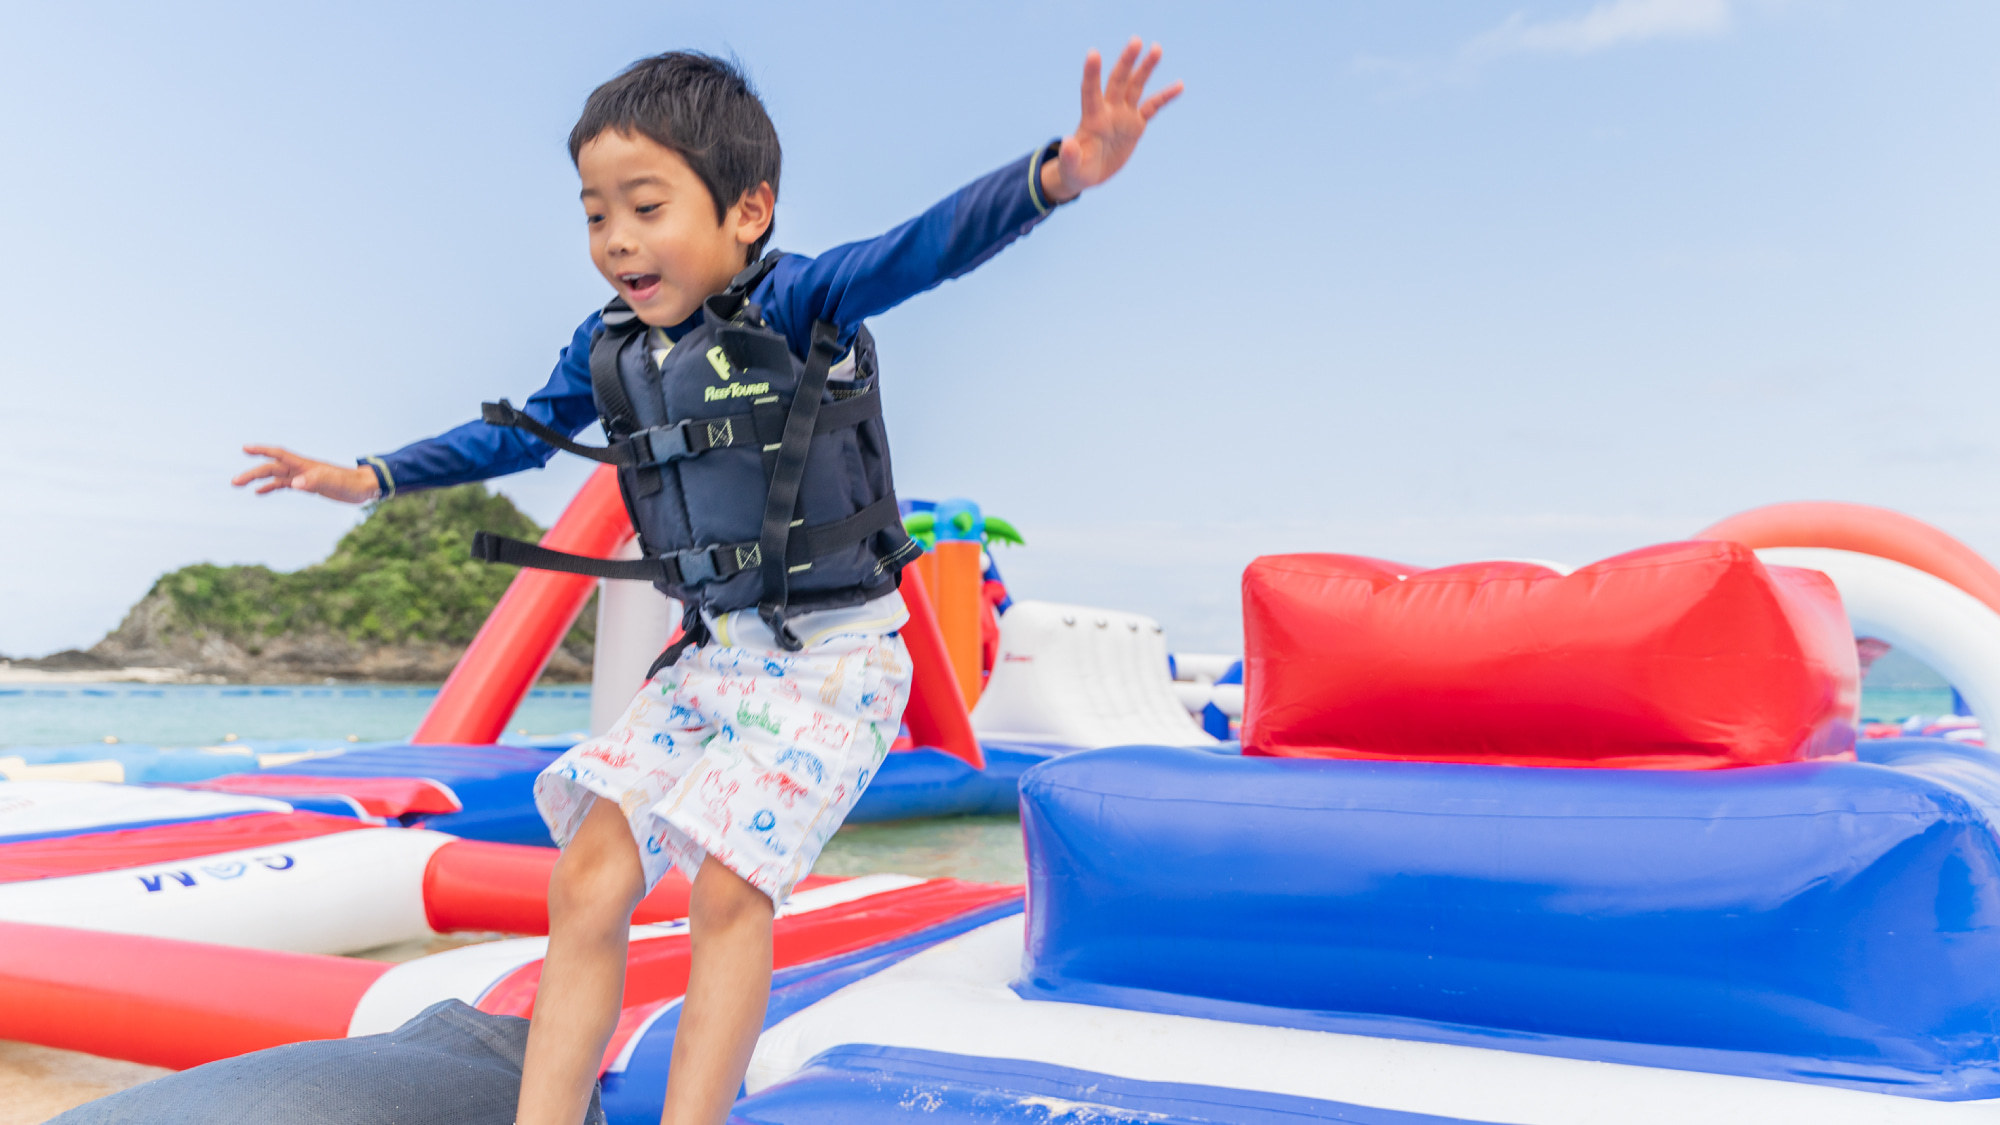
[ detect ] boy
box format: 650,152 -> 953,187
234,42 -> 1179,1125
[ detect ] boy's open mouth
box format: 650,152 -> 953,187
619,273 -> 662,300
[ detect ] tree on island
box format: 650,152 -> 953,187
84,486 -> 595,682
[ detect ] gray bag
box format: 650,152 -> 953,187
49,1000 -> 604,1125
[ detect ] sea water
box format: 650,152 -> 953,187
2,681 -> 1966,752
0,683 -> 591,749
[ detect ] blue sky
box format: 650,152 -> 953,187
3,0 -> 1997,656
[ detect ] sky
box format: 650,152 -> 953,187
2,0 -> 1997,656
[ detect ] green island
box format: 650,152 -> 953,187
56,486 -> 595,683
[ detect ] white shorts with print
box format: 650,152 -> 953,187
534,630 -> 911,906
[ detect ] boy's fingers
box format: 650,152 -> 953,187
231,463 -> 281,486
1105,37 -> 1141,100
241,444 -> 295,462
254,478 -> 289,495
1129,43 -> 1164,102
1080,48 -> 1102,110
1139,81 -> 1184,120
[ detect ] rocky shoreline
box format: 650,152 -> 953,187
3,590 -> 592,685
2,486 -> 595,686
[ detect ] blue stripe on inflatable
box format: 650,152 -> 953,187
845,744 -> 1056,823
0,808 -> 274,844
599,900 -> 1023,1125
2,741 -> 353,784
732,1045 -> 1497,1124
282,795 -> 373,820
264,743 -> 563,845
1856,736 -> 2000,810
1018,745 -> 2000,1100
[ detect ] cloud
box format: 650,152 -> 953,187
1470,0 -> 1735,59
1354,0 -> 1740,95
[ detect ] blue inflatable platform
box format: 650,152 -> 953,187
1016,738 -> 2000,1099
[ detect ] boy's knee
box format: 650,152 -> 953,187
690,858 -> 774,931
549,800 -> 646,927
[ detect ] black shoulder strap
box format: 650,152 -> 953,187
755,319 -> 841,649
728,251 -> 784,297
590,298 -> 645,437
706,251 -> 786,323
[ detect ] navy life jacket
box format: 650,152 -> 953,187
469,253 -> 920,654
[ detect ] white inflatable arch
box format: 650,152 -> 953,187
1758,547 -> 2000,735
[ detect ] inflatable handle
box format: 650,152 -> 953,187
420,839 -> 844,934
1699,501 -> 2000,618
414,466 -> 634,744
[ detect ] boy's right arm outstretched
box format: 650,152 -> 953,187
232,315 -> 603,504
231,444 -> 383,503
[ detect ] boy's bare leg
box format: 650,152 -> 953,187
660,854 -> 776,1125
518,797 -> 647,1125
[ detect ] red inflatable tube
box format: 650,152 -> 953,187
414,466 -> 632,745
421,839 -> 840,935
0,812 -> 365,883
175,775 -> 462,818
474,878 -> 1024,1017
0,921 -> 387,1070
1243,541 -> 1858,769
1698,501 -> 2000,617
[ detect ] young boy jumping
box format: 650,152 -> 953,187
234,41 -> 1179,1125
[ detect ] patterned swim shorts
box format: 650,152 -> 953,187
534,630 -> 911,906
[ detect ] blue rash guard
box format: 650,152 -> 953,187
361,142 -> 1064,497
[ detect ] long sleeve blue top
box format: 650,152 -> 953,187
363,142 -> 1063,496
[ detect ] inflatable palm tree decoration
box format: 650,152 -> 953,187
903,498 -> 1023,551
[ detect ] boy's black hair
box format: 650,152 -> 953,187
570,51 -> 781,261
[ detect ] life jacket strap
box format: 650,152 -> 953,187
480,399 -> 626,464
481,389 -> 884,469
468,531 -> 752,587
468,494 -> 906,592
646,604 -> 708,681
755,320 -> 842,650
588,300 -> 647,439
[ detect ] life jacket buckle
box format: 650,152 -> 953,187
632,421 -> 696,467
758,602 -> 804,652
674,544 -> 727,587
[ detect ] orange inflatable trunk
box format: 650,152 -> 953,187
930,541 -> 986,705
898,564 -> 984,769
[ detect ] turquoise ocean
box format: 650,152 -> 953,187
0,681 -> 1964,752
0,683 -> 591,749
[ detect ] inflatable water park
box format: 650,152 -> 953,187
13,466 -> 2000,1122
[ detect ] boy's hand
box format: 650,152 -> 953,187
232,445 -> 381,504
1042,38 -> 1183,205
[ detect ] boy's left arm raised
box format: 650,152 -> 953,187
757,37 -> 1182,352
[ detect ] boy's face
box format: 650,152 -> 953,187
578,130 -> 773,327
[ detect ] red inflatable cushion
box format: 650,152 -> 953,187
1242,541 -> 1858,769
